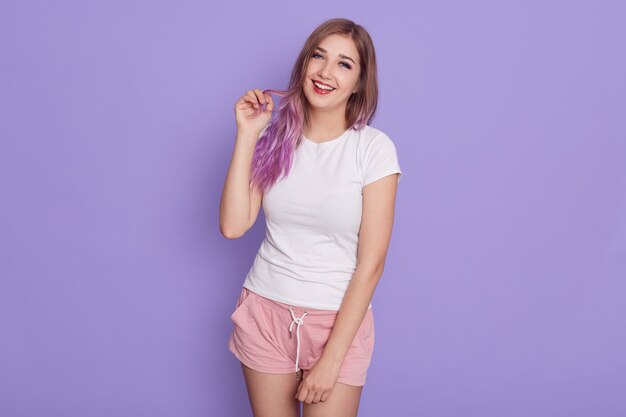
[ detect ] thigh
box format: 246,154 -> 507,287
241,362 -> 301,417
302,382 -> 363,417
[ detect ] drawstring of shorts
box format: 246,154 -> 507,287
288,308 -> 308,374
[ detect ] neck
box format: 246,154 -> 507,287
304,107 -> 348,140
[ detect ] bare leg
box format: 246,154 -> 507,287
302,382 -> 363,417
240,362 -> 302,417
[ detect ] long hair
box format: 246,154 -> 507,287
250,18 -> 379,194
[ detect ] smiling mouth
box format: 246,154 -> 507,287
312,79 -> 336,94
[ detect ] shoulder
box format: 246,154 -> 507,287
353,125 -> 398,156
355,125 -> 403,186
354,125 -> 396,148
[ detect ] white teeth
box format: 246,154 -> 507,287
313,81 -> 335,91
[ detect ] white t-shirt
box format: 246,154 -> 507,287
242,124 -> 403,310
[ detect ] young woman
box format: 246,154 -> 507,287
219,18 -> 402,417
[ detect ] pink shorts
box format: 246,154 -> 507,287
227,286 -> 375,386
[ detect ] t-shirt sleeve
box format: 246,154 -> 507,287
362,133 -> 403,186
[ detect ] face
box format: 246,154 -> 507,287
303,34 -> 361,112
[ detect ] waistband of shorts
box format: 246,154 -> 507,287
245,287 -> 339,316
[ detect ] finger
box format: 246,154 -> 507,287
243,91 -> 256,100
263,93 -> 274,113
296,385 -> 308,402
242,94 -> 260,109
244,90 -> 257,102
305,389 -> 316,405
253,88 -> 265,104
238,99 -> 256,109
312,390 -> 323,403
320,390 -> 331,402
240,93 -> 256,104
295,382 -> 302,400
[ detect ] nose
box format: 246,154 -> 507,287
318,60 -> 333,80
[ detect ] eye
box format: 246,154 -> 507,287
311,52 -> 352,69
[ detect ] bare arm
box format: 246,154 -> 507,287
294,172 -> 400,403
321,172 -> 400,366
219,130 -> 264,239
219,88 -> 273,239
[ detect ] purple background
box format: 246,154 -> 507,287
2,1 -> 625,416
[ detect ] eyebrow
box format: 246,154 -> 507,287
315,46 -> 356,65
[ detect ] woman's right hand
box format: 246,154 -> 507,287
234,88 -> 274,136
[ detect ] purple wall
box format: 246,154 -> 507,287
1,1 -> 625,416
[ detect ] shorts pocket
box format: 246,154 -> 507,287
230,287 -> 254,324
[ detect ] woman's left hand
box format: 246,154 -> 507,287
295,356 -> 342,404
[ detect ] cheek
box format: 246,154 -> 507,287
338,79 -> 357,95
339,72 -> 358,85
307,61 -> 322,73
